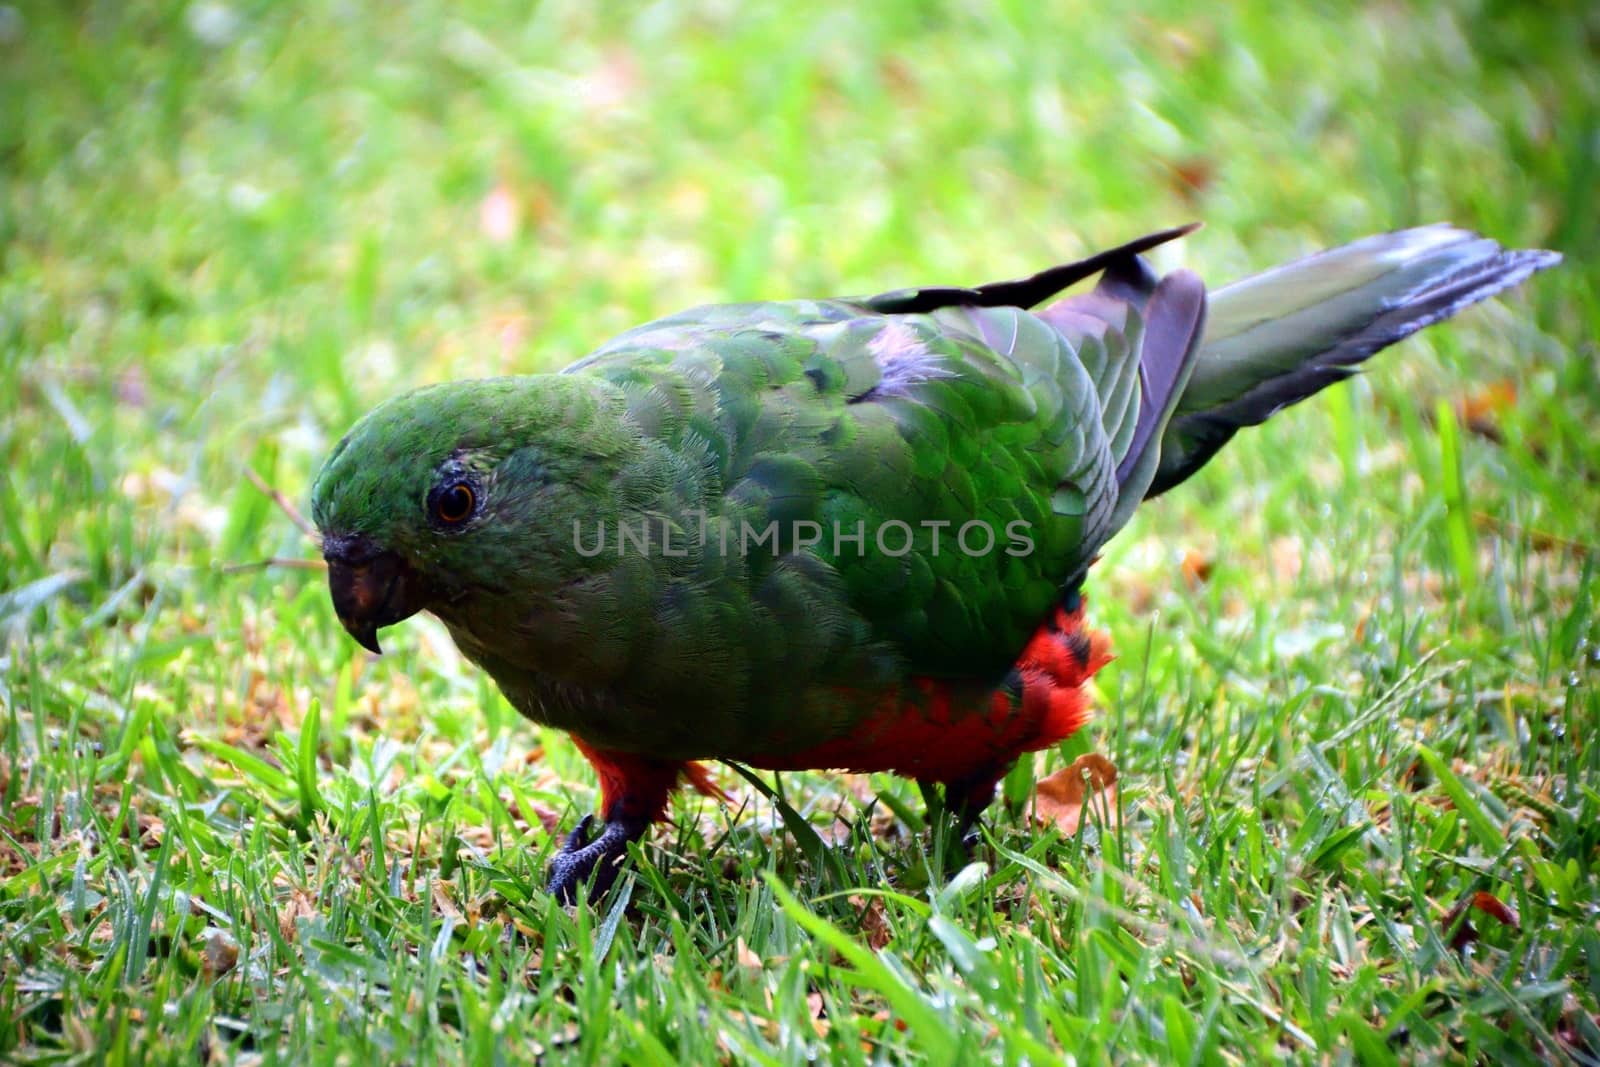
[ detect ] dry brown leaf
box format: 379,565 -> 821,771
135,811 -> 165,849
432,881 -> 465,925
1443,890 -> 1521,951
1353,604 -> 1372,643
1179,548 -> 1213,589
278,888 -> 318,943
1163,156 -> 1216,206
1033,753 -> 1120,835
1468,891 -> 1520,929
0,840 -> 30,877
1456,380 -> 1517,444
735,936 -> 761,970
848,894 -> 892,951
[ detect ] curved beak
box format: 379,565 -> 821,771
322,534 -> 427,655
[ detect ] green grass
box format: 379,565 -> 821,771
2,1 -> 1598,1062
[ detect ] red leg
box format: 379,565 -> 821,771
571,739 -> 688,824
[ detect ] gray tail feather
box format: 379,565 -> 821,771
1147,225 -> 1560,497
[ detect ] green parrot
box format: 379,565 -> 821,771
310,223 -> 1557,901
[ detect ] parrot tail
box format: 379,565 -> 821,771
1147,225 -> 1560,496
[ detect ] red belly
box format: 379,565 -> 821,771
571,602 -> 1112,824
746,601 -> 1112,783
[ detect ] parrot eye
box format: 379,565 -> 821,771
429,481 -> 478,527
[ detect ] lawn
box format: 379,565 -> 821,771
2,1 -> 1597,1062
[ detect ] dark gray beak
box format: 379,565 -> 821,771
322,534 -> 427,654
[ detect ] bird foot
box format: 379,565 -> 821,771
924,772 -> 999,861
546,813 -> 647,904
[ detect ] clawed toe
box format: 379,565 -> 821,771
562,814 -> 595,852
546,814 -> 647,905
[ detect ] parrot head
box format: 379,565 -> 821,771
309,375 -> 630,654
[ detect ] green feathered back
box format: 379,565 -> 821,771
544,267 -> 1205,749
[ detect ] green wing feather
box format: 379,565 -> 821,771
561,244 -> 1206,696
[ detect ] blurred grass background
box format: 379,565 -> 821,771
2,1 -> 1598,1062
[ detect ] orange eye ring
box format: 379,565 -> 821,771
434,482 -> 475,524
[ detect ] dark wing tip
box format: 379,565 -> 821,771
862,223 -> 1204,316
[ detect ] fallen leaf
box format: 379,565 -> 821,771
1442,890 -> 1521,951
432,881 -> 466,924
278,888 -> 318,943
848,894 -> 892,951
1352,604 -> 1372,643
1179,548 -> 1213,589
1456,380 -> 1516,444
735,936 -> 761,970
1162,156 -> 1216,206
1468,891 -> 1520,928
1033,753 -> 1119,835
135,811 -> 165,849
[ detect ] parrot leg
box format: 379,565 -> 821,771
547,740 -> 715,904
945,766 -> 1009,846
546,812 -> 650,904
920,765 -> 1010,850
